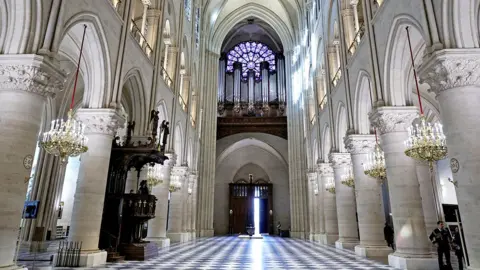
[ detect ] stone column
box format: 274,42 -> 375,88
146,9 -> 162,49
327,46 -> 337,79
167,166 -> 189,243
146,154 -> 175,248
329,153 -> 359,249
416,161 -> 439,240
341,7 -> 355,49
419,50 -> 480,270
307,171 -> 317,241
318,163 -> 338,244
68,108 -> 123,267
0,55 -> 63,269
314,165 -> 326,242
188,172 -> 198,240
345,135 -> 392,257
140,0 -> 151,45
333,40 -> 341,72
369,106 -> 437,269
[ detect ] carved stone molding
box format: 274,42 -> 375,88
344,134 -> 376,155
369,106 -> 418,135
307,171 -> 318,182
329,152 -> 351,168
317,163 -> 333,176
0,55 -> 64,97
75,108 -> 125,136
419,49 -> 480,94
171,166 -> 188,182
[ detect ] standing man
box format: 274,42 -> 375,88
429,221 -> 452,270
384,222 -> 395,250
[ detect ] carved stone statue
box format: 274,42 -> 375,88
150,110 -> 160,139
159,120 -> 170,152
126,121 -> 135,144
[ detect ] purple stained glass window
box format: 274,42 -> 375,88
226,41 -> 276,79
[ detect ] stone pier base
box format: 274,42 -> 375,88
355,245 -> 393,258
388,253 -> 437,270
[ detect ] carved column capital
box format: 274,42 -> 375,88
0,55 -> 65,98
171,166 -> 188,183
75,108 -> 125,136
344,134 -> 376,155
368,106 -> 418,135
317,163 -> 334,176
307,171 -> 318,182
329,152 -> 351,168
419,49 -> 480,94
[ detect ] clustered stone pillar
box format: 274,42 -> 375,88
345,134 -> 392,258
314,165 -> 326,242
146,153 -> 175,248
318,163 -> 338,244
370,106 -> 437,269
167,166 -> 189,243
420,51 -> 480,269
68,108 -> 123,267
185,172 -> 197,241
0,55 -> 63,269
307,171 -> 317,241
329,153 -> 359,249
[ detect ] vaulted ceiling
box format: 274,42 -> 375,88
203,0 -> 303,52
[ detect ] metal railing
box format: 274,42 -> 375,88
55,241 -> 82,267
332,68 -> 342,87
348,23 -> 366,55
179,96 -> 187,111
319,94 -> 328,110
130,20 -> 153,59
160,66 -> 173,88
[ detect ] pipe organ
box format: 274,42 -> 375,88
217,41 -> 286,117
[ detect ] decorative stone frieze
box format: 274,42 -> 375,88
344,134 -> 376,155
0,55 -> 64,97
317,163 -> 334,176
75,108 -> 125,136
329,152 -> 351,169
419,49 -> 480,94
368,106 -> 418,135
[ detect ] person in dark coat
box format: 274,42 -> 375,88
429,221 -> 452,270
384,223 -> 395,250
453,226 -> 464,270
138,180 -> 149,195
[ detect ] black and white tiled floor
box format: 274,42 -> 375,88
58,236 -> 394,270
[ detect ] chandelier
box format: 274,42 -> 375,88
169,178 -> 182,192
403,26 -> 448,167
403,26 -> 447,221
341,166 -> 355,188
363,133 -> 387,182
325,178 -> 335,194
41,25 -> 89,162
147,164 -> 164,190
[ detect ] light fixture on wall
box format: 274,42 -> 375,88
363,129 -> 387,183
187,182 -> 193,195
325,178 -> 336,194
169,177 -> 182,192
341,165 -> 355,188
403,26 -> 447,221
41,25 -> 89,162
403,26 -> 447,166
147,164 -> 163,191
313,183 -> 319,196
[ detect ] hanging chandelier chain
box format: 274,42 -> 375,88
406,26 -> 424,115
71,24 -> 87,110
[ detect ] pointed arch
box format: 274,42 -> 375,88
174,122 -> 184,165
321,123 -> 331,162
335,102 -> 347,152
59,13 -> 112,109
122,68 -> 147,135
353,70 -> 373,134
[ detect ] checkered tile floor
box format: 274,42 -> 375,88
56,236 -> 394,269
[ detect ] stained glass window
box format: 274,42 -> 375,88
226,41 -> 276,80
184,0 -> 191,21
195,8 -> 200,49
